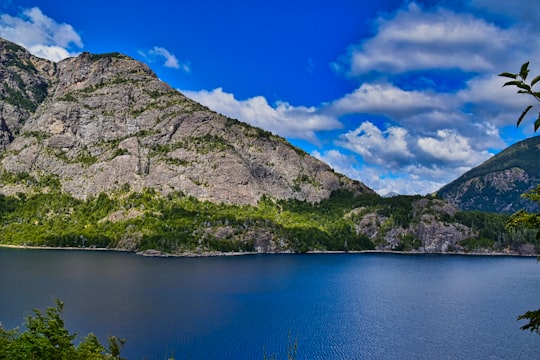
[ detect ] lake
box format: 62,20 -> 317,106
0,248 -> 539,359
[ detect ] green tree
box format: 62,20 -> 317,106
0,299 -> 125,359
506,185 -> 540,240
499,62 -> 540,334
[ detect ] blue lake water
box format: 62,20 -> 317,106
0,248 -> 539,359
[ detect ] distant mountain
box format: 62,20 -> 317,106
437,136 -> 540,214
0,38 -> 371,205
382,191 -> 400,198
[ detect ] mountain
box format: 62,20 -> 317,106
437,136 -> 540,214
382,191 -> 400,198
0,38 -> 371,205
0,38 -> 536,256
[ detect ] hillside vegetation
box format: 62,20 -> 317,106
0,182 -> 537,255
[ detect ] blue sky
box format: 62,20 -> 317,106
1,0 -> 539,195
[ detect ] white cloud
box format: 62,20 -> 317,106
0,7 -> 82,61
371,173 -> 447,196
312,149 -> 357,172
183,87 -> 342,143
336,121 -> 413,167
321,121 -> 495,195
456,74 -> 538,129
327,77 -> 527,139
27,44 -> 72,62
146,46 -> 190,71
336,3 -> 523,77
458,75 -> 532,108
326,1 -> 540,139
312,148 -> 448,195
417,129 -> 492,165
329,82 -> 453,120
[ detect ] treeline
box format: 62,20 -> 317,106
0,187 -> 537,254
455,210 -> 538,252
0,188 -> 375,253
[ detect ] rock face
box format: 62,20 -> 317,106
0,38 -> 372,205
437,136 -> 540,214
355,198 -> 473,253
0,41 -> 54,150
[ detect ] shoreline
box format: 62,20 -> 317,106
0,244 -> 130,252
0,244 -> 536,258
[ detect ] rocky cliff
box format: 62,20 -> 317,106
0,41 -> 55,149
0,38 -> 371,205
356,198 -> 472,252
437,136 -> 540,214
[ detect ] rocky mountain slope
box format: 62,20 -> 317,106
437,136 -> 540,214
0,38 -> 371,205
0,41 -> 55,149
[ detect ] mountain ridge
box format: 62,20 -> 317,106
437,135 -> 540,214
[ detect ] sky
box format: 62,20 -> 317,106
1,0 -> 539,195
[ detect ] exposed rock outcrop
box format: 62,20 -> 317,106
0,40 -> 54,150
355,198 -> 474,253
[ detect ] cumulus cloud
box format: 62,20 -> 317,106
183,87 -> 342,143
456,74 -> 537,128
336,121 -> 413,167
417,129 -> 492,165
0,7 -> 82,61
327,120 -> 494,194
329,82 -> 453,120
335,3 -> 523,77
143,46 -> 190,71
312,148 -> 449,195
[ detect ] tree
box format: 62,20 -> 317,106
499,62 -> 540,335
506,185 -> 540,240
0,299 -> 125,359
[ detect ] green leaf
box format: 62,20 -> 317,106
516,83 -> 532,92
517,105 -> 533,127
520,61 -> 530,80
535,116 -> 540,132
531,75 -> 540,87
498,72 -> 517,79
503,80 -> 524,87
